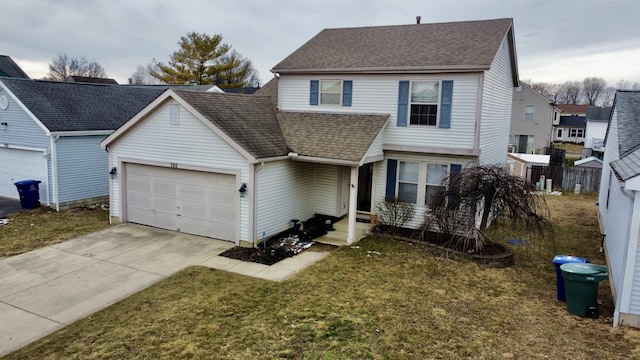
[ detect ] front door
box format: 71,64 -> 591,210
357,163 -> 373,212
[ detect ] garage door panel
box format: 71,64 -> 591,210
0,148 -> 48,200
125,163 -> 237,242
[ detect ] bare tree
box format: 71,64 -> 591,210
558,81 -> 582,104
582,77 -> 607,105
600,87 -> 616,107
424,164 -> 553,252
616,80 -> 640,90
45,53 -> 107,81
130,63 -> 164,85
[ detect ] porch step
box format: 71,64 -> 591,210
314,230 -> 368,247
331,218 -> 375,236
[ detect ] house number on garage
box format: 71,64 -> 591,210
170,163 -> 178,168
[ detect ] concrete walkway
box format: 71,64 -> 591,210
0,224 -> 332,356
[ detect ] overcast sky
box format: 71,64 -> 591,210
2,0 -> 639,87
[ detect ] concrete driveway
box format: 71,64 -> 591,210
0,196 -> 23,218
0,223 -> 234,356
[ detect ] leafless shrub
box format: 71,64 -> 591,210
376,197 -> 416,228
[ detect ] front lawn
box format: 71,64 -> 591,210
0,206 -> 111,258
6,194 -> 640,359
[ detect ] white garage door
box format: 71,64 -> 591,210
125,163 -> 237,242
0,147 -> 48,201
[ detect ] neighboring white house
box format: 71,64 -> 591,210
553,104 -> 588,143
510,83 -> 559,154
507,153 -> 550,181
100,18 -> 519,246
0,78 -> 165,209
598,90 -> 640,327
584,106 -> 612,159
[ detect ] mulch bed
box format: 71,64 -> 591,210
220,215 -> 339,265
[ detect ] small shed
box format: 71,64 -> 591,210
507,153 -> 550,181
575,156 -> 603,169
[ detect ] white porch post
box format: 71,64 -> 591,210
347,165 -> 358,244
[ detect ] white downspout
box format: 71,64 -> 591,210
50,135 -> 59,211
252,162 -> 265,247
347,166 -> 358,244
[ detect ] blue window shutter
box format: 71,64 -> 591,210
385,159 -> 398,200
342,80 -> 352,106
397,81 -> 409,127
439,80 -> 453,128
447,163 -> 462,209
310,80 -> 319,105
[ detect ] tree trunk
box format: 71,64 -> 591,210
479,190 -> 495,232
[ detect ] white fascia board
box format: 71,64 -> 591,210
292,155 -> 359,166
0,143 -> 48,154
0,80 -> 51,135
52,130 -> 113,137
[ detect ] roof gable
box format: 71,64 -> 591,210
0,78 -> 165,132
0,55 -> 30,79
172,90 -> 288,159
272,18 -> 515,77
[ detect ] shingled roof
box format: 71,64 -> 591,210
586,106 -> 612,121
0,78 -> 165,132
0,55 -> 29,78
277,111 -> 389,163
608,90 -> 640,181
272,18 -> 516,77
172,90 -> 288,159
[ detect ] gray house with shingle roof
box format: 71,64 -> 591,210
100,18 -> 519,246
0,55 -> 30,79
598,90 -> 640,328
0,78 -> 164,209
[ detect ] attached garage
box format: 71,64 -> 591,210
124,163 -> 237,242
0,147 -> 48,202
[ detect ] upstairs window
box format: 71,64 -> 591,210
410,81 -> 440,126
525,105 -> 535,121
310,80 -> 352,106
320,80 -> 341,105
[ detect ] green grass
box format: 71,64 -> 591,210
0,206 -> 111,257
553,142 -> 584,154
6,194 -> 640,359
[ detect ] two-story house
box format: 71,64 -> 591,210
99,18 -> 519,246
510,82 -> 559,154
553,104 -> 588,143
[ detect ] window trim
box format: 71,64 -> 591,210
409,80 -> 441,127
569,128 -> 584,138
524,105 -> 535,121
394,160 -> 454,207
319,79 -> 343,106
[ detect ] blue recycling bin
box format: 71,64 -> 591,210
14,180 -> 41,209
553,255 -> 591,302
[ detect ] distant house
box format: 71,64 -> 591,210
0,78 -> 164,209
510,83 -> 559,153
553,104 -> 588,143
583,106 -> 612,159
100,18 -> 519,246
0,55 -> 30,79
507,153 -> 550,180
598,90 -> 640,327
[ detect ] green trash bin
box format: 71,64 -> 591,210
560,263 -> 608,318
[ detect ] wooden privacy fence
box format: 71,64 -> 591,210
530,165 -> 602,193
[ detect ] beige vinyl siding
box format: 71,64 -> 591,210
108,101 -> 251,241
256,160 -> 314,239
479,35 -> 514,165
510,85 -> 554,152
279,74 -> 480,152
314,164 -> 340,216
